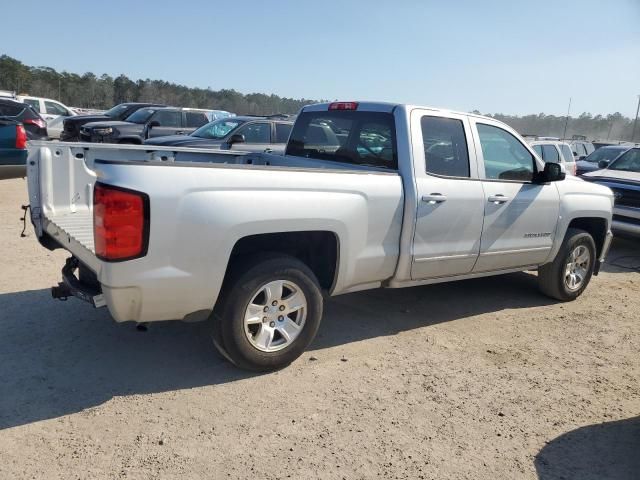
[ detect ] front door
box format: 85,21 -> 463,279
470,120 -> 560,272
147,110 -> 184,139
227,122 -> 273,153
410,111 -> 485,279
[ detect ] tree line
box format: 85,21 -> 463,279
0,55 -> 318,116
0,54 -> 637,141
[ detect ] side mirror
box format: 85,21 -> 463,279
148,120 -> 160,128
535,162 -> 566,183
578,155 -> 586,161
228,133 -> 245,145
598,160 -> 610,169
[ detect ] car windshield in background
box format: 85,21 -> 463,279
0,102 -> 25,117
125,108 -> 156,124
286,110 -> 397,169
104,104 -> 131,118
191,119 -> 244,139
584,147 -> 627,163
608,148 -> 640,173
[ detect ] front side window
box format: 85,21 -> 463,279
45,101 -> 70,116
152,110 -> 181,127
236,122 -> 270,143
477,123 -> 535,181
609,148 -> 640,173
421,116 -> 470,177
542,144 -> 560,163
286,110 -> 397,169
23,98 -> 40,112
573,143 -> 587,156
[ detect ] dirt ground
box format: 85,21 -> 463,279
1,177 -> 638,479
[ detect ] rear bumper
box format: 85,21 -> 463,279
0,149 -> 28,180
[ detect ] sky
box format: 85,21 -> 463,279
2,0 -> 639,117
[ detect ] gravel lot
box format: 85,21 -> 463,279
1,177 -> 638,479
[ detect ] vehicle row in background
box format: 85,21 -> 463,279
527,139 -> 576,175
144,114 -> 295,154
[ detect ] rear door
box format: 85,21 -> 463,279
470,119 -> 560,272
184,112 -> 208,134
267,122 -> 293,154
410,109 -> 485,279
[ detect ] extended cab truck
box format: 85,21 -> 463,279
27,102 -> 614,371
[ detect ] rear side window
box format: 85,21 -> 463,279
23,98 -> 40,112
275,123 -> 292,143
287,110 -> 397,169
153,110 -> 181,127
477,123 -> 535,181
533,145 -> 543,157
0,102 -> 24,116
186,112 -> 207,128
542,144 -> 560,163
573,143 -> 586,156
585,143 -> 595,154
560,144 -> 574,163
421,116 -> 470,177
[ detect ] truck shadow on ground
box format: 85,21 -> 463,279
0,270 -> 557,430
535,416 -> 640,480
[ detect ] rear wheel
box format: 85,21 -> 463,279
212,255 -> 323,371
538,228 -> 596,301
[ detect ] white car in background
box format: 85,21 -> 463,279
528,140 -> 577,175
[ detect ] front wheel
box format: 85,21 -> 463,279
213,255 -> 323,371
538,228 -> 596,301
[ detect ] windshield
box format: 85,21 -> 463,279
608,148 -> 640,173
125,108 -> 156,124
583,147 -> 627,163
192,119 -> 244,139
104,104 -> 131,119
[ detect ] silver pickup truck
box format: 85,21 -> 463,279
27,101 -> 614,371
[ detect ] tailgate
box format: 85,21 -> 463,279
27,142 -> 99,270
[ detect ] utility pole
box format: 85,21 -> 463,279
562,97 -> 571,140
632,95 -> 640,143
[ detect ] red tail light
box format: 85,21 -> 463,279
328,102 -> 359,111
23,118 -> 47,129
15,124 -> 27,149
94,183 -> 149,261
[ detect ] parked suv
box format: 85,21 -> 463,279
566,139 -> 596,161
62,103 -> 166,141
144,114 -> 295,154
80,107 -> 209,144
528,140 -> 577,175
576,145 -> 631,176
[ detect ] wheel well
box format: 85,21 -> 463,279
227,231 -> 339,291
567,217 -> 607,257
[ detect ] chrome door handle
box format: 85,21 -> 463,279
264,148 -> 273,153
488,194 -> 510,204
422,193 -> 447,204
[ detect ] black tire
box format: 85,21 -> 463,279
212,254 -> 323,372
538,228 -> 596,301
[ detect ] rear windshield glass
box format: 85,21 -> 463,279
286,110 -> 397,170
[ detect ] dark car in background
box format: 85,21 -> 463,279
0,98 -> 48,140
144,114 -> 295,154
0,119 -> 28,180
79,107 -> 209,144
576,145 -> 630,175
61,102 -> 166,141
583,147 -> 640,238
